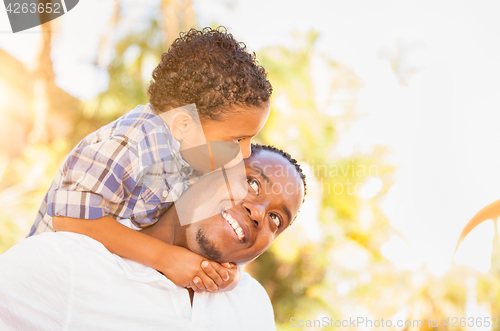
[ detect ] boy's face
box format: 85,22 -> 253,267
201,103 -> 271,159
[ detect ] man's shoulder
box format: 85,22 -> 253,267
231,273 -> 273,307
238,273 -> 268,294
0,233 -> 85,288
19,232 -> 110,255
203,272 -> 275,330
13,232 -> 81,252
18,232 -> 115,264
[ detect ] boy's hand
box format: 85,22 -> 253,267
159,245 -> 220,291
159,245 -> 239,293
189,261 -> 240,293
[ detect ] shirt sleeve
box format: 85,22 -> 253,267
47,137 -> 139,220
0,234 -> 72,331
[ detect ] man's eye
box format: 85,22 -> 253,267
247,178 -> 259,195
270,214 -> 281,228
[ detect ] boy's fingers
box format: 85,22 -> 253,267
199,274 -> 218,292
220,262 -> 236,269
202,261 -> 225,285
192,277 -> 205,292
198,275 -> 219,292
188,282 -> 200,293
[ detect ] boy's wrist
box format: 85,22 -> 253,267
153,242 -> 176,276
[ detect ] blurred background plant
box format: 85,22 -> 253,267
1,1 -> 499,330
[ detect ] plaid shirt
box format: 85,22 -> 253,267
28,104 -> 193,236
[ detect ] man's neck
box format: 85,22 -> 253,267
140,207 -> 195,305
140,206 -> 182,245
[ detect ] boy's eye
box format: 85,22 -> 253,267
233,138 -> 243,144
247,178 -> 260,195
270,213 -> 282,228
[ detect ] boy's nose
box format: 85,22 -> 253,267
241,141 -> 252,159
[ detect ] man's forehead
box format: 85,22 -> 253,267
244,150 -> 304,218
245,151 -> 292,178
244,151 -> 272,170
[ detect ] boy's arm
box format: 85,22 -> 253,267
192,262 -> 241,292
52,215 -> 233,291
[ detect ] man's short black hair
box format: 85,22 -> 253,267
148,26 -> 273,120
251,144 -> 307,201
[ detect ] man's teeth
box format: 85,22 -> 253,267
222,211 -> 245,241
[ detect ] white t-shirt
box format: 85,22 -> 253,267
0,232 -> 276,331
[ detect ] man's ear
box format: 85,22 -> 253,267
169,111 -> 193,141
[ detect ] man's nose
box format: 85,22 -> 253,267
242,200 -> 266,227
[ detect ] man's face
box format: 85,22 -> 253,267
179,148 -> 304,264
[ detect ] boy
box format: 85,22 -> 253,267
28,27 -> 273,292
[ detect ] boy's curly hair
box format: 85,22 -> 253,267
148,27 -> 273,120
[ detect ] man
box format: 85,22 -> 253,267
0,144 -> 306,331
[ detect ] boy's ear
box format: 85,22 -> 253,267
169,112 -> 193,141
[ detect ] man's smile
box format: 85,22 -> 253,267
221,210 -> 248,243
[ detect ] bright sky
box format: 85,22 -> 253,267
1,0 -> 499,275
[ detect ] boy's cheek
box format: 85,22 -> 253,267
179,141 -> 241,174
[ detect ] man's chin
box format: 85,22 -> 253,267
195,229 -> 222,261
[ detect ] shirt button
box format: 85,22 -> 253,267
162,190 -> 168,198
